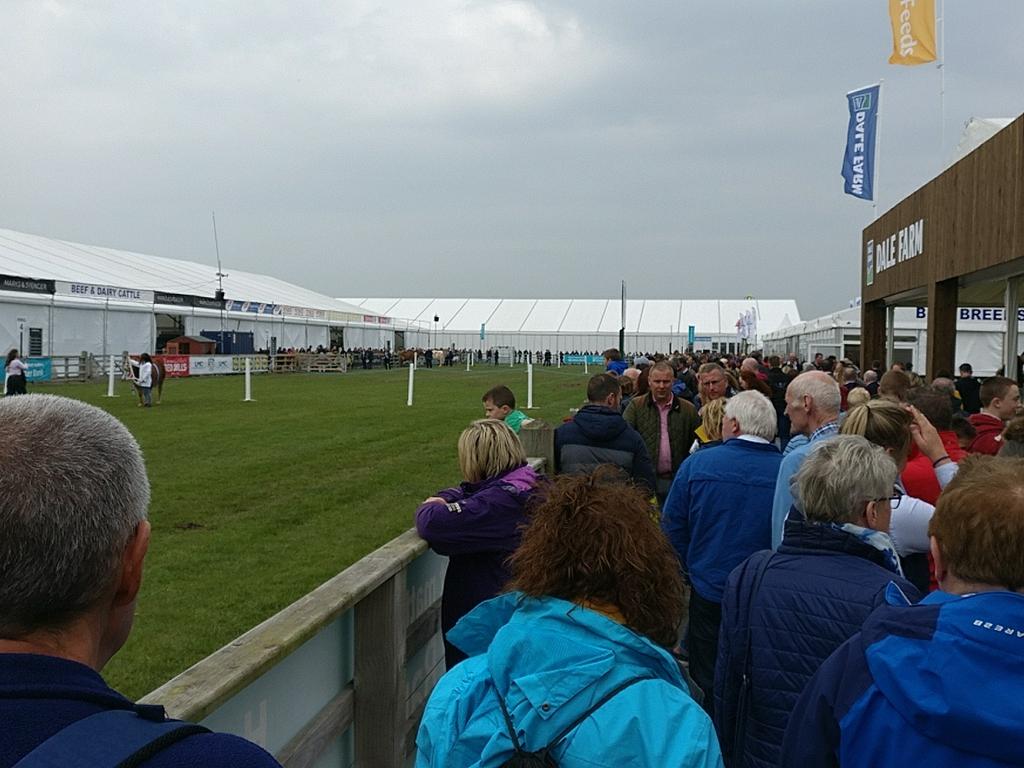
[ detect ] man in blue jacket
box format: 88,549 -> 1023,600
662,390 -> 782,715
780,454 -> 1024,768
771,371 -> 841,549
0,395 -> 281,767
555,374 -> 656,495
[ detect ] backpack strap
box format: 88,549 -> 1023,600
496,676 -> 651,761
13,708 -> 209,768
545,676 -> 650,751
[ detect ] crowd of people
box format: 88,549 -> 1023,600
3,346 -> 1022,767
414,346 -> 1024,767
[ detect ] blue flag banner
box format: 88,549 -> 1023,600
842,84 -> 880,201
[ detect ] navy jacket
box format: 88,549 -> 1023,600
662,438 -> 782,603
415,464 -> 538,666
781,590 -> 1024,768
0,654 -> 281,767
555,405 -> 655,493
713,521 -> 920,768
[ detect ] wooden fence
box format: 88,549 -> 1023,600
141,453 -> 550,768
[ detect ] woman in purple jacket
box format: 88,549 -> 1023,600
415,419 -> 539,668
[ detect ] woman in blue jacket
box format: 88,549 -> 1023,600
416,470 -> 723,768
714,436 -> 920,768
416,419 -> 539,669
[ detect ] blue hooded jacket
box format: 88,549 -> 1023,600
780,590 -> 1024,768
415,593 -> 724,768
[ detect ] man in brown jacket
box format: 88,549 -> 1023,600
623,361 -> 700,506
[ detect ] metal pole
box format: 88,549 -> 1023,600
1004,278 -> 1020,381
873,79 -> 884,220
527,362 -> 534,409
938,0 -> 946,160
886,304 -> 896,367
407,362 -> 415,406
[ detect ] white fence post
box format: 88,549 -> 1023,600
243,357 -> 254,402
527,363 -> 534,409
407,363 -> 415,406
105,354 -> 118,397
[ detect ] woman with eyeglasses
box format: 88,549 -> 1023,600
839,398 -> 957,593
714,436 -> 921,768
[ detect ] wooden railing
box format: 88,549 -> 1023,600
140,530 -> 445,768
141,453 -> 550,768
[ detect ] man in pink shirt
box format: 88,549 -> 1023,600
623,361 -> 700,506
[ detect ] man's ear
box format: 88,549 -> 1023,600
930,535 -> 947,586
114,521 -> 151,608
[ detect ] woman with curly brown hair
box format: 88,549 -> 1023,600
415,470 -> 723,768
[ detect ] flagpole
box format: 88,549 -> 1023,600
872,79 -> 884,221
938,0 -> 946,160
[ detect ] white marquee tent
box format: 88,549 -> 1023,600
344,298 -> 802,355
0,227 -> 388,357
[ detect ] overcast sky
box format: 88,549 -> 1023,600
2,1 -> 1022,319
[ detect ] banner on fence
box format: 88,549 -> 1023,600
189,355 -> 235,375
26,358 -> 52,382
155,355 -> 190,377
564,355 -> 604,364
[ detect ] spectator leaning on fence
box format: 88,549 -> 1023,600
481,385 -> 531,435
0,394 -> 282,768
780,455 -> 1024,768
415,470 -> 724,768
415,419 -> 539,669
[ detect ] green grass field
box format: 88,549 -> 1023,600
31,363 -> 591,699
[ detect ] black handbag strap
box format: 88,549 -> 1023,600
731,551 -> 774,757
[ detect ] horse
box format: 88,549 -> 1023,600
398,348 -> 419,366
125,355 -> 167,405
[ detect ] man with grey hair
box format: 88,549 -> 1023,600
770,370 -> 842,549
0,395 -> 281,767
662,390 -> 782,715
715,435 -> 920,768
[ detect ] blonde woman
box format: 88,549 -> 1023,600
415,419 -> 539,668
840,399 -> 956,592
691,396 -> 728,454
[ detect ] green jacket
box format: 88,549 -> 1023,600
623,393 -> 699,475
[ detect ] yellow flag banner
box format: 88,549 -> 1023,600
888,0 -> 937,65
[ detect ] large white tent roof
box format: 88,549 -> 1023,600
0,227 -> 369,315
342,298 -> 801,336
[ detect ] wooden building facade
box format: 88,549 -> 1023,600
861,115 -> 1023,379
